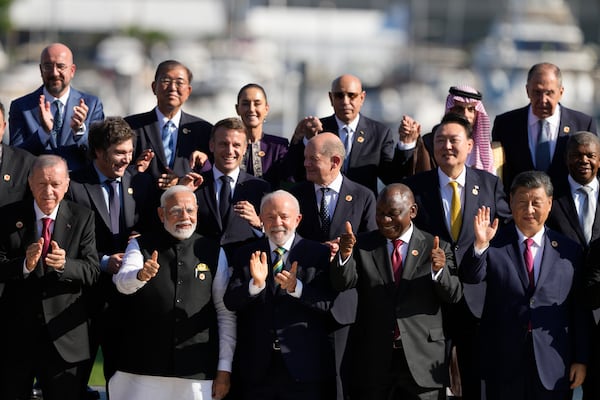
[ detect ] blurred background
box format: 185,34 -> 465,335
0,0 -> 598,138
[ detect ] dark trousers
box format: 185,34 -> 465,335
485,334 -> 571,400
354,346 -> 442,400
242,350 -> 327,400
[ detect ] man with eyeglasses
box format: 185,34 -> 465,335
287,74 -> 399,195
125,60 -> 213,190
9,43 -> 105,171
110,185 -> 235,400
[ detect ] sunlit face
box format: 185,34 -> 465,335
94,139 -> 134,179
152,66 -> 192,114
449,101 -> 477,125
29,161 -> 70,215
158,191 -> 197,240
236,87 -> 269,130
303,140 -> 337,186
566,142 -> 600,185
260,196 -> 302,246
510,186 -> 552,237
40,44 -> 76,98
526,69 -> 564,119
329,75 -> 365,124
433,122 -> 473,175
376,189 -> 416,240
209,127 -> 247,174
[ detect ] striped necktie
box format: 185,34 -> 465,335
272,247 -> 286,274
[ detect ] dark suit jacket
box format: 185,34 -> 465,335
404,167 -> 511,318
330,227 -> 461,389
460,224 -> 589,391
286,114 -> 397,194
194,170 -> 270,259
0,144 -> 36,207
0,199 -> 99,363
492,104 -> 597,192
125,109 -> 213,180
244,133 -> 290,188
9,86 -> 105,171
547,178 -> 600,251
224,235 -> 335,383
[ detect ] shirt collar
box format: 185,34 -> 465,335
268,234 -> 296,253
437,166 -> 467,188
33,200 -> 60,221
334,114 -> 360,133
313,172 -> 343,194
389,222 -> 414,244
528,104 -> 561,127
92,162 -> 121,184
43,87 -> 70,106
568,175 -> 599,195
155,107 -> 182,128
213,166 -> 240,184
515,225 -> 545,247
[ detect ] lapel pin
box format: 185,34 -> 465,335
198,273 -> 206,280
472,185 -> 479,196
15,221 -> 23,229
66,224 -> 72,229
128,187 -> 134,195
563,126 -> 570,134
183,128 -> 190,135
411,249 -> 419,256
551,240 -> 558,248
357,136 -> 365,143
197,263 -> 209,271
345,195 -> 353,202
258,150 -> 266,157
3,174 -> 10,182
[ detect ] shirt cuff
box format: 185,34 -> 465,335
287,280 -> 303,298
397,140 -> 417,150
431,267 -> 444,281
474,244 -> 489,256
249,278 -> 265,295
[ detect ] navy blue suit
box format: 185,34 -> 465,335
125,109 -> 213,181
224,235 -> 335,398
492,105 -> 597,193
286,114 -> 397,194
9,86 -> 104,171
460,224 -> 589,399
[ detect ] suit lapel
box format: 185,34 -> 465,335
122,171 -> 136,229
536,232 -> 558,291
59,91 -> 79,146
402,228 -> 428,282
556,193 -> 586,245
348,118 -> 368,168
506,227 -> 530,291
425,171 -> 452,241
370,234 -> 393,285
146,111 -> 167,169
53,202 -> 74,248
462,168 -> 480,240
201,174 -> 220,229
330,179 -> 353,235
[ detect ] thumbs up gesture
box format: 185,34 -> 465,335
138,250 -> 160,281
339,221 -> 356,260
431,236 -> 445,272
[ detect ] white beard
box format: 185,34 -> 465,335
164,220 -> 196,240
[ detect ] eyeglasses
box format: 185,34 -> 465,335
165,206 -> 197,217
41,63 -> 70,72
158,78 -> 189,88
332,92 -> 361,100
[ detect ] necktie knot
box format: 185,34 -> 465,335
524,238 -> 534,249
393,238 -> 403,250
273,246 -> 287,274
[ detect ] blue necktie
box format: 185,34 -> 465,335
51,100 -> 63,148
162,121 -> 176,167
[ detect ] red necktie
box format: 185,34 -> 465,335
392,239 -> 403,285
523,238 -> 534,289
41,217 -> 52,265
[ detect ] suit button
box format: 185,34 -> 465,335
177,280 -> 183,285
530,298 -> 535,306
176,298 -> 182,303
178,262 -> 183,267
454,245 -> 459,251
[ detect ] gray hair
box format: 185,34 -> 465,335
260,190 -> 300,214
160,185 -> 197,207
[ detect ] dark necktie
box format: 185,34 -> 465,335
578,186 -> 594,244
41,217 -> 52,267
106,179 -> 121,234
162,120 -> 175,168
536,119 -> 551,171
51,100 -> 63,148
319,187 -> 331,235
392,238 -> 403,285
219,175 -> 232,225
272,247 -> 286,274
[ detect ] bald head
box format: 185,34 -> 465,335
329,74 -> 366,124
40,43 -> 76,98
376,183 -> 417,240
304,132 -> 345,186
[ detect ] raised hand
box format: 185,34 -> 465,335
292,116 -> 323,143
137,250 -> 160,282
157,167 -> 178,190
276,261 -> 298,293
233,201 -> 261,229
135,148 -> 154,173
339,221 -> 356,260
430,236 -> 445,272
38,95 -> 54,133
399,115 -> 421,144
70,98 -> 88,130
249,251 -> 268,288
189,150 -> 209,172
179,172 -> 204,190
474,206 -> 498,249
25,238 -> 44,272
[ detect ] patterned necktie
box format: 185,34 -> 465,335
51,100 -> 63,148
162,120 -> 176,167
106,179 -> 121,234
319,187 -> 331,235
342,126 -> 351,173
578,186 -> 594,244
449,181 -> 462,242
392,238 -> 403,285
219,175 -> 232,225
41,217 -> 52,267
272,246 -> 286,274
536,119 -> 551,171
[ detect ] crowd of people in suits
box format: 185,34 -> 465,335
0,41 -> 600,400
